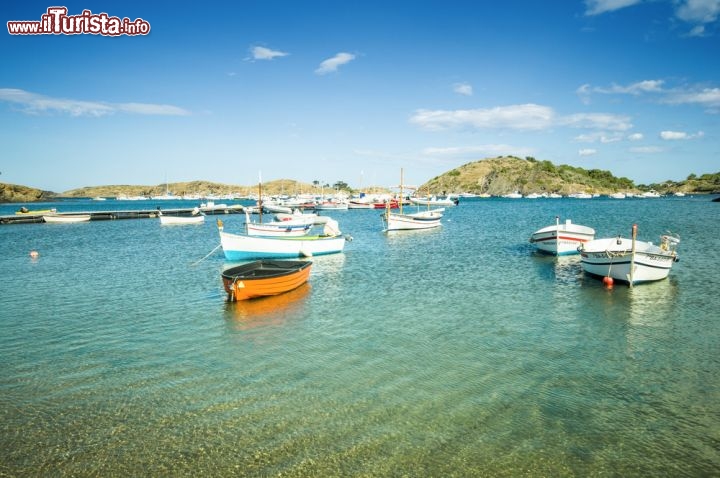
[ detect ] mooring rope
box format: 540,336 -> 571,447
191,243 -> 222,266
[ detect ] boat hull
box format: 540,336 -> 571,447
409,197 -> 458,206
159,215 -> 205,225
579,237 -> 678,284
386,210 -> 442,231
246,222 -> 312,237
220,231 -> 346,260
221,260 -> 312,301
530,221 -> 595,255
43,214 -> 91,223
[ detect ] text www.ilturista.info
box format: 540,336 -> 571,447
7,7 -> 150,36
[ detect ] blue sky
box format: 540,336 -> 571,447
1,0 -> 719,192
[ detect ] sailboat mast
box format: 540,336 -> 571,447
258,173 -> 263,223
399,168 -> 404,215
555,216 -> 560,253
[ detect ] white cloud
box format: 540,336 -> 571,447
453,82 -> 473,96
581,80 -> 720,113
575,131 -> 640,142
663,87 -> 720,110
423,144 -> 535,157
315,52 -> 356,75
660,130 -> 705,140
579,80 -> 665,100
585,0 -> 641,16
675,0 -> 720,24
578,148 -> 598,156
559,112 -> 633,131
410,104 -> 555,131
586,0 -> 720,33
250,46 -> 289,61
630,146 -> 663,153
687,24 -> 707,36
0,88 -> 189,117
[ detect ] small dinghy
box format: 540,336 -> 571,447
221,260 -> 312,301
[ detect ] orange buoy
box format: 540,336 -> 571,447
29,250 -> 39,259
603,276 -> 614,288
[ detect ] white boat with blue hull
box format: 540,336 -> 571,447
578,225 -> 680,285
218,219 -> 347,260
529,217 -> 595,256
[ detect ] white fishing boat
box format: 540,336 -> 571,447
159,209 -> 205,225
43,214 -> 91,223
578,225 -> 680,285
245,210 -> 312,237
314,201 -> 349,210
384,208 -> 443,231
384,169 -> 443,231
409,195 -> 459,206
274,210 -> 330,225
218,219 -> 347,260
529,217 -> 595,255
262,203 -> 293,214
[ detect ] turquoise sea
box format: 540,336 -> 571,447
1,196 -> 719,477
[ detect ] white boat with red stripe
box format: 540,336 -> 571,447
529,217 -> 595,255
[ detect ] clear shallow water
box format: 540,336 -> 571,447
1,197 -> 719,476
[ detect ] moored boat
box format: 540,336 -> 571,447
314,201 -> 349,210
245,210 -> 312,237
218,219 -> 347,260
159,209 -> 205,225
221,259 -> 312,301
42,214 -> 91,223
578,225 -> 680,285
384,208 -> 443,231
409,195 -> 458,206
16,207 -> 57,215
274,210 -> 330,225
383,169 -> 443,231
529,217 -> 595,255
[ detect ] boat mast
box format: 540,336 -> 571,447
258,172 -> 263,224
629,223 -> 637,286
399,168 -> 404,215
555,216 -> 560,253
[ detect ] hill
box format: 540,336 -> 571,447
62,179 -> 321,198
418,156 -> 637,195
0,183 -> 56,203
3,160 -> 719,203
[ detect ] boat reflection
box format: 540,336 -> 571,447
552,254 -> 584,285
224,282 -> 311,330
627,278 -> 679,327
530,252 -> 584,285
308,252 -> 346,279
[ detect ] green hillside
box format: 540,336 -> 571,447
418,156 -> 718,196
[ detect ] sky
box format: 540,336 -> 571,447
1,0 -> 719,192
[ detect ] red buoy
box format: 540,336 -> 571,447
603,276 -> 614,288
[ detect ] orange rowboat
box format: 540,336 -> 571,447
221,260 -> 312,301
